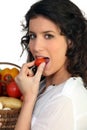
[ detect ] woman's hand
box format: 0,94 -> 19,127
15,61 -> 45,101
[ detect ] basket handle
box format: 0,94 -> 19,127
0,62 -> 21,69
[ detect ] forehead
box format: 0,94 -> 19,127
29,16 -> 60,32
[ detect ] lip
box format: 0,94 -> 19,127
35,56 -> 50,64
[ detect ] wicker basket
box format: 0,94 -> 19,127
0,109 -> 20,130
0,62 -> 21,130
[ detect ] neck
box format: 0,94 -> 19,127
46,70 -> 71,87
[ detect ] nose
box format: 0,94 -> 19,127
33,37 -> 44,52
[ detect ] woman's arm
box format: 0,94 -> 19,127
15,94 -> 36,130
14,62 -> 45,130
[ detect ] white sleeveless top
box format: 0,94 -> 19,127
31,77 -> 87,130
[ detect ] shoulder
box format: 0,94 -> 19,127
61,77 -> 87,114
62,77 -> 87,97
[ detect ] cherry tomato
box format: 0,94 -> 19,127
0,80 -> 7,96
35,58 -> 46,66
4,74 -> 14,82
1,68 -> 11,80
7,81 -> 22,98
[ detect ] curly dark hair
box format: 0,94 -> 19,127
21,0 -> 87,86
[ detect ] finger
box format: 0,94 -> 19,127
26,61 -> 35,68
35,62 -> 45,82
21,61 -> 35,70
18,67 -> 34,78
20,61 -> 35,75
26,68 -> 34,77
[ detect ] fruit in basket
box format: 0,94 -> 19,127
0,96 -> 22,109
0,67 -> 19,80
0,68 -> 11,80
0,64 -> 21,99
7,81 -> 22,98
0,80 -> 7,96
0,63 -> 21,129
4,74 -> 14,82
0,102 -> 3,109
0,88 -> 1,95
0,73 -> 1,80
10,67 -> 19,78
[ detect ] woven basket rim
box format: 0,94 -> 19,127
0,62 -> 21,69
0,108 -> 21,112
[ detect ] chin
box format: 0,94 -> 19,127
43,70 -> 52,77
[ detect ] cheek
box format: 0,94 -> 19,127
56,47 -> 67,62
50,43 -> 67,66
29,43 -> 33,53
49,45 -> 67,58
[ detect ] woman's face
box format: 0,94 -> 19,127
29,16 -> 68,76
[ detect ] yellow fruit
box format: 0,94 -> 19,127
1,68 -> 11,80
10,67 -> 19,79
0,96 -> 22,109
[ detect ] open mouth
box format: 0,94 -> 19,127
35,56 -> 50,64
31,57 -> 50,74
35,56 -> 49,66
44,57 -> 50,64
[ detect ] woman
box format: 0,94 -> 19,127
15,0 -> 87,130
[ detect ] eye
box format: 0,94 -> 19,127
29,34 -> 36,40
45,34 -> 54,39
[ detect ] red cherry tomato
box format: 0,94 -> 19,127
4,74 -> 14,82
7,81 -> 22,98
0,80 -> 7,96
35,58 -> 46,66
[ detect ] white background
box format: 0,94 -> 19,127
0,0 -> 87,67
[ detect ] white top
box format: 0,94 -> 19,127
31,77 -> 87,130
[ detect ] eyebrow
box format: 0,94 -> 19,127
29,31 -> 55,34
